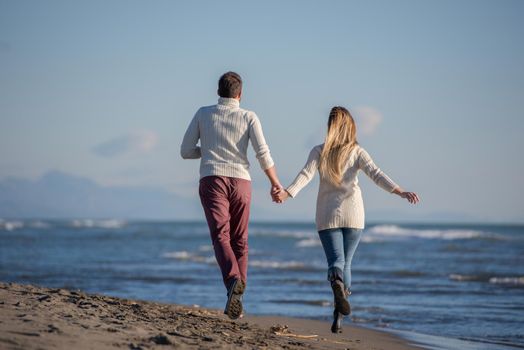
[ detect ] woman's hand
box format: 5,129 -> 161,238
274,189 -> 290,203
393,188 -> 420,204
400,191 -> 420,204
271,187 -> 289,203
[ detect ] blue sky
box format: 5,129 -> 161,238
1,0 -> 523,222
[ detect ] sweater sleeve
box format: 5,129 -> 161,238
180,111 -> 202,159
286,146 -> 321,198
248,113 -> 274,170
357,147 -> 399,193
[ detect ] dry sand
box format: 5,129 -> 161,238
0,282 -> 421,349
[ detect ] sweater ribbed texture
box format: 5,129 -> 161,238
180,98 -> 274,180
286,144 -> 399,231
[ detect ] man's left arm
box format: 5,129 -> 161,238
248,113 -> 274,170
248,113 -> 282,196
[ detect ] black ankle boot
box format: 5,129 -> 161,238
345,288 -> 352,315
330,279 -> 350,315
331,309 -> 343,333
328,267 -> 350,315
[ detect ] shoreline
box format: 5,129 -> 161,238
0,282 -> 422,350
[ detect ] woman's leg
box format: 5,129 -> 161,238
318,228 -> 345,280
319,228 -> 350,318
341,228 -> 363,291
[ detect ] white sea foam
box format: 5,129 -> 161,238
249,260 -> 307,269
449,274 -> 483,282
0,220 -> 52,230
0,220 -> 24,231
366,225 -> 497,241
296,238 -> 321,248
360,236 -> 384,243
163,249 -> 317,270
71,219 -> 126,229
250,229 -> 314,239
162,251 -> 215,264
489,277 -> 524,285
28,221 -> 51,228
163,251 -> 192,259
449,274 -> 524,285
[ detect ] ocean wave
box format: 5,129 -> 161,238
161,250 -> 319,271
269,299 -> 332,307
248,260 -> 318,271
0,220 -> 53,231
295,238 -> 321,248
162,250 -> 215,264
0,219 -> 24,231
271,278 -> 324,286
450,274 -> 524,285
449,274 -> 486,282
113,275 -> 196,284
361,235 -> 384,243
391,270 -> 427,277
163,251 -> 192,259
198,245 -> 213,252
365,225 -> 502,241
250,229 -> 314,239
70,219 -> 126,229
28,220 -> 51,228
489,277 -> 524,285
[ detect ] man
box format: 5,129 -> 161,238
181,71 -> 281,319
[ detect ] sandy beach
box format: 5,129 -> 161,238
0,282 -> 421,350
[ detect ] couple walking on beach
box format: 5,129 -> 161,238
181,72 -> 419,333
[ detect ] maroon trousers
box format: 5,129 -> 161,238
199,176 -> 251,288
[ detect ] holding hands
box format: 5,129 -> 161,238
270,185 -> 289,204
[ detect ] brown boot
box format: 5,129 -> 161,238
224,279 -> 245,320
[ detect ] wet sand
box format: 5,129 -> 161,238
0,282 -> 421,349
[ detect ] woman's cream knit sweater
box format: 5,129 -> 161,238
286,144 -> 399,231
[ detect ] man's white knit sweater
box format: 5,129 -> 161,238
181,97 -> 274,180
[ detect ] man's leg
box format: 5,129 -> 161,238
228,178 -> 252,284
199,176 -> 240,288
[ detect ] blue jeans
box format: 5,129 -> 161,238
318,227 -> 363,290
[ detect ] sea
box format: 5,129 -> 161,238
1,219 -> 523,349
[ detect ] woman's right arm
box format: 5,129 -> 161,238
284,146 -> 321,198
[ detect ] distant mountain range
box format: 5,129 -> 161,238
0,171 -> 201,220
0,171 -> 495,224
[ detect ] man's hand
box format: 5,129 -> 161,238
271,184 -> 283,203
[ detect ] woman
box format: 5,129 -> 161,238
274,106 -> 419,333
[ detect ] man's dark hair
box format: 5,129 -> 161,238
218,71 -> 242,98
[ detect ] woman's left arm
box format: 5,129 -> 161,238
391,187 -> 420,204
358,148 -> 419,204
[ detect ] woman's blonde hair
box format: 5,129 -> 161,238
319,106 -> 358,185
